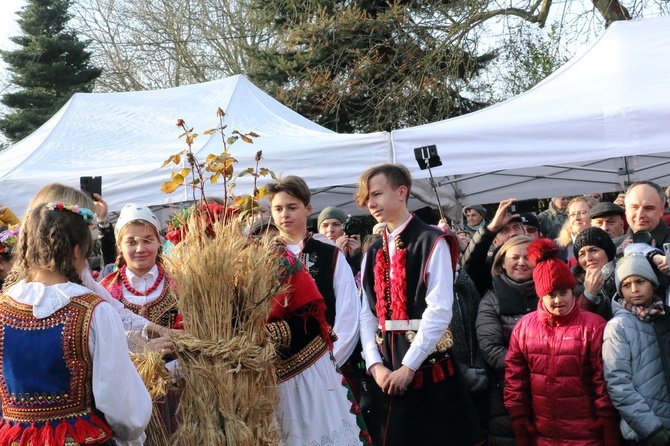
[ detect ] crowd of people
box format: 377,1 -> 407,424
1,167 -> 670,446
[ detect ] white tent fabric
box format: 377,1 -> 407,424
3,15 -> 667,221
0,75 -> 395,218
392,16 -> 670,205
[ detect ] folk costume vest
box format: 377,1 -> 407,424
101,266 -> 181,329
299,235 -> 338,327
0,293 -> 114,446
362,217 -> 449,371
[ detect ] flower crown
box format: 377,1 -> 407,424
46,202 -> 95,224
0,226 -> 19,256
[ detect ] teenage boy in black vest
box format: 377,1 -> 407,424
356,163 -> 484,446
266,176 -> 361,381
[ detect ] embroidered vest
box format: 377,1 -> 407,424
102,272 -> 180,328
301,237 -> 338,327
362,217 -> 447,370
0,293 -> 114,446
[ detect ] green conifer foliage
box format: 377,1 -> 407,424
0,0 -> 101,143
245,0 -> 495,133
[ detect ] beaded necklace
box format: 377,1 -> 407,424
119,264 -> 165,296
373,231 -> 408,332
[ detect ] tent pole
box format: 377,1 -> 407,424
425,163 -> 445,221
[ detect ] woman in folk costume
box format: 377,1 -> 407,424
100,204 -> 182,438
267,241 -> 371,446
0,202 -> 151,446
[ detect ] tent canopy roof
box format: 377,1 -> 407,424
392,16 -> 670,204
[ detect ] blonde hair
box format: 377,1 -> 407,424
355,163 -> 412,207
556,195 -> 598,247
491,235 -> 533,277
28,183 -> 95,211
115,220 -> 162,268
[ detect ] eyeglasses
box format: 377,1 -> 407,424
569,210 -> 589,218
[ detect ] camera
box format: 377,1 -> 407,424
343,215 -> 363,236
632,230 -> 653,245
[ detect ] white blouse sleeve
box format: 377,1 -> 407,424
331,250 -> 361,366
88,301 -> 152,443
81,268 -> 150,333
402,238 -> 454,370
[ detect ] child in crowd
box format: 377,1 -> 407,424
504,238 -> 619,446
603,254 -> 670,445
0,202 -> 151,445
266,177 -> 361,391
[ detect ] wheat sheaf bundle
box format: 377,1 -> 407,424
164,216 -> 283,446
129,351 -> 171,446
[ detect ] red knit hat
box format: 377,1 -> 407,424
527,238 -> 576,297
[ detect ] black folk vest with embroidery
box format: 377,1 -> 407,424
362,217 -> 447,370
301,236 -> 338,327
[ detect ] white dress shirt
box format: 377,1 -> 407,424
359,216 -> 454,371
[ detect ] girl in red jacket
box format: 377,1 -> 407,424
504,238 -> 619,446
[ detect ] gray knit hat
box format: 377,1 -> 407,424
317,206 -> 346,229
615,254 -> 659,295
463,204 -> 487,219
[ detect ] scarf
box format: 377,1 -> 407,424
617,295 -> 666,322
267,240 -> 331,345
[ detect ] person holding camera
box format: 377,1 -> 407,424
460,198 -> 527,296
317,206 -> 363,276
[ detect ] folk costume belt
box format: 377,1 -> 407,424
376,319 -> 454,353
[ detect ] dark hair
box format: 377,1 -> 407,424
355,163 -> 412,207
265,175 -> 311,207
626,181 -> 666,205
19,203 -> 93,284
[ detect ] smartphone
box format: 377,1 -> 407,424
664,243 -> 670,258
80,176 -> 102,199
506,204 -> 517,215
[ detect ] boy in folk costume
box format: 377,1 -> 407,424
266,177 -> 361,380
356,163 -> 484,446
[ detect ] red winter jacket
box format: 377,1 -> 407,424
504,300 -> 618,445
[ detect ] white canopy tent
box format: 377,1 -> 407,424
0,75 -> 394,219
0,75 -> 463,222
392,16 -> 670,205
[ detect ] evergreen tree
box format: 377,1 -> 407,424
245,0 -> 495,133
0,0 -> 101,143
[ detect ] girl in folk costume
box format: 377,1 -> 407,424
101,204 -> 182,331
0,203 -> 151,446
100,204 -> 182,438
1,184 -> 168,342
267,241 -> 371,446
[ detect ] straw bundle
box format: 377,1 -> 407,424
164,217 -> 283,446
129,351 -> 171,446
